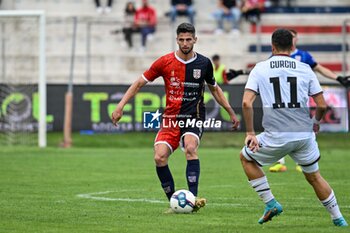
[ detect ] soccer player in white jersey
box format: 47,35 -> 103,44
239,28 -> 348,226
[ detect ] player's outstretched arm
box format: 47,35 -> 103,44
313,64 -> 337,80
111,77 -> 148,126
313,64 -> 350,87
242,90 -> 259,152
207,84 -> 240,129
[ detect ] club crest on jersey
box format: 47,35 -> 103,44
193,69 -> 201,79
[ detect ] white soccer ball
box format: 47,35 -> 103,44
170,189 -> 196,213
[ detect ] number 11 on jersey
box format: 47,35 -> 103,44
270,76 -> 301,109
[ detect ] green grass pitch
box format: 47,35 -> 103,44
0,132 -> 349,233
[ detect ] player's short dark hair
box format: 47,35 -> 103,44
271,28 -> 293,51
289,29 -> 297,36
212,54 -> 220,61
176,23 -> 196,36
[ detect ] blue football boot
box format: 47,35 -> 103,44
258,199 -> 283,224
333,217 -> 348,227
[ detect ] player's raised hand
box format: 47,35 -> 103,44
226,69 -> 244,81
336,76 -> 350,88
245,134 -> 259,153
231,114 -> 240,130
111,108 -> 123,126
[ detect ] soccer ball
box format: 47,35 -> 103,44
170,189 -> 196,213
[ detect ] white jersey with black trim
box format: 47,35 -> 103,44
245,55 -> 323,145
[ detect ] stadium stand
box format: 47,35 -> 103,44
0,0 -> 349,84
250,25 -> 350,34
249,44 -> 349,52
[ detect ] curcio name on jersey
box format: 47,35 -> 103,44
270,60 -> 296,69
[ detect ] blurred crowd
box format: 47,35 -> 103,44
105,0 -> 269,51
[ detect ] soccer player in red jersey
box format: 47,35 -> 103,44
112,23 -> 239,212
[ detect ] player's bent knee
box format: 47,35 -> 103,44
185,144 -> 197,153
184,143 -> 197,157
154,153 -> 168,166
154,147 -> 169,165
154,144 -> 171,166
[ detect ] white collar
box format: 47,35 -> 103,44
174,51 -> 197,64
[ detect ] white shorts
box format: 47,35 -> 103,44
241,133 -> 320,173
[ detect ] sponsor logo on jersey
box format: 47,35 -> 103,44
170,77 -> 181,89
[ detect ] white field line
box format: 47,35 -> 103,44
77,190 -> 167,203
76,190 -> 243,206
76,190 -> 350,208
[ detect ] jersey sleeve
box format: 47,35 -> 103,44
142,57 -> 163,82
245,66 -> 259,94
308,71 -> 323,96
205,59 -> 216,86
304,51 -> 317,69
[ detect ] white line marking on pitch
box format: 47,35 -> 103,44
76,191 -> 244,207
76,190 -> 350,208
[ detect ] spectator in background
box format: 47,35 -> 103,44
241,0 -> 265,24
122,2 -> 139,49
212,54 -> 228,84
135,0 -> 157,52
170,0 -> 195,25
94,0 -> 114,14
213,0 -> 241,35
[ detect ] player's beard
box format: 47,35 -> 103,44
180,46 -> 193,55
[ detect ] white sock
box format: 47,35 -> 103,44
249,176 -> 274,204
321,190 -> 342,219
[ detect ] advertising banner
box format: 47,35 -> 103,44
309,86 -> 348,132
0,84 -> 348,133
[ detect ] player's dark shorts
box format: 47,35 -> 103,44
154,118 -> 203,153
